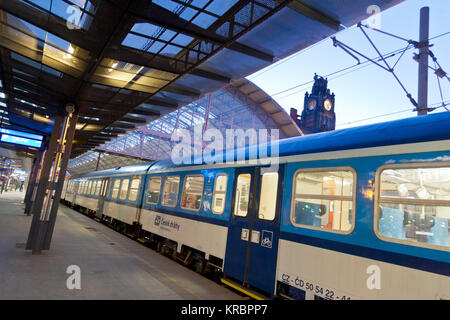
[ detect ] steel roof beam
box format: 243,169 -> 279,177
120,0 -> 274,62
144,99 -> 178,109
0,0 -> 114,54
288,0 -> 341,31
120,116 -> 147,124
127,108 -> 160,117
105,46 -> 230,83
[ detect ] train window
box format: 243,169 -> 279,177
120,179 -> 129,200
102,179 -> 109,197
128,177 -> 141,201
212,174 -> 228,214
91,180 -> 97,195
292,169 -> 355,233
88,180 -> 93,195
376,165 -> 450,250
233,174 -> 251,217
147,177 -> 161,204
95,180 -> 101,196
181,175 -> 204,211
111,179 -> 120,199
258,172 -> 278,221
161,176 -> 180,207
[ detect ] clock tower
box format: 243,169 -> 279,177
291,74 -> 336,135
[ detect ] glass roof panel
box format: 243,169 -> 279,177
205,0 -> 239,16
179,7 -> 198,21
19,0 -> 95,31
152,0 -> 180,13
121,33 -> 148,50
172,34 -> 195,47
192,12 -> 217,29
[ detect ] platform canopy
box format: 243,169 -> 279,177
67,77 -> 302,175
0,0 -> 403,158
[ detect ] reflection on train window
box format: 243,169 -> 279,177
181,175 -> 204,211
147,177 -> 161,204
258,172 -> 278,221
91,180 -> 97,195
102,180 -> 108,196
111,179 -> 120,199
377,166 -> 450,249
162,176 -> 180,207
292,169 -> 355,233
212,174 -> 227,214
128,177 -> 141,201
120,179 -> 129,200
234,174 -> 251,217
96,180 -> 101,196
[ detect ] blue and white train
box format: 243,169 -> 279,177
62,112 -> 450,300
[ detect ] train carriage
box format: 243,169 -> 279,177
64,112 -> 450,300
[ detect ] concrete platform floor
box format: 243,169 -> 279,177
0,191 -> 243,300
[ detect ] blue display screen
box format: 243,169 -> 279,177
1,134 -> 42,148
0,128 -> 43,141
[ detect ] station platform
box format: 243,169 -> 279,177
0,191 -> 243,300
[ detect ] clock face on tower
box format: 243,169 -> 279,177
324,99 -> 333,111
308,99 -> 317,110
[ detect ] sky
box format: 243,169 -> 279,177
247,0 -> 450,129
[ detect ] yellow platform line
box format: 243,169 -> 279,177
220,278 -> 266,300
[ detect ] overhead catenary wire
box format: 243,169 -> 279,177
250,29 -> 450,101
336,99 -> 450,127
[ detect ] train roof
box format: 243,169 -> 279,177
77,111 -> 450,177
149,111 -> 450,171
74,162 -> 153,179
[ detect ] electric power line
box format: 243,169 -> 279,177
252,30 -> 450,100
336,100 -> 450,127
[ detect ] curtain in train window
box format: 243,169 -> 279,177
111,179 -> 120,199
233,174 -> 251,217
377,166 -> 450,249
212,174 -> 228,214
292,169 -> 354,232
181,175 -> 204,211
147,177 -> 161,204
128,177 -> 141,201
162,176 -> 180,207
119,179 -> 129,200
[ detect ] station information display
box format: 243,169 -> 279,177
0,128 -> 43,148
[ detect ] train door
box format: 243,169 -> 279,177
96,178 -> 109,218
224,166 -> 282,297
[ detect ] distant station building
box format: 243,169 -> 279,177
291,74 -> 336,134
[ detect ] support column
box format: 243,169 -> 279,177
26,105 -> 78,254
417,7 -> 429,116
95,150 -> 102,171
43,111 -> 78,250
24,149 -> 45,214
